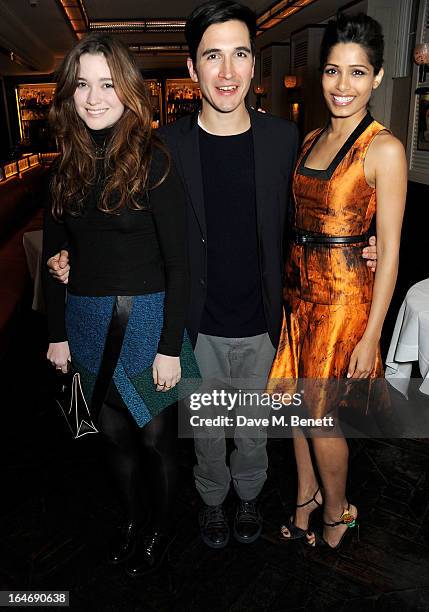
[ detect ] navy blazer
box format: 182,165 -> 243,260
159,108 -> 299,348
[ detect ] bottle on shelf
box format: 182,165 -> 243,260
165,81 -> 202,124
16,83 -> 56,148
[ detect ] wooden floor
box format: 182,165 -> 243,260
0,307 -> 428,612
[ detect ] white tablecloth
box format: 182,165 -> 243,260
22,229 -> 45,312
385,278 -> 429,397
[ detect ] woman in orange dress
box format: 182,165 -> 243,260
268,13 -> 407,549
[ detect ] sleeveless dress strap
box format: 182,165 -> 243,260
359,121 -> 391,160
295,128 -> 324,169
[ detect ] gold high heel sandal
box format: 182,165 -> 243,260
308,503 -> 359,550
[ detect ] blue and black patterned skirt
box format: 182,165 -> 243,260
65,291 -> 167,427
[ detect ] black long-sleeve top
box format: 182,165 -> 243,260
42,130 -> 189,357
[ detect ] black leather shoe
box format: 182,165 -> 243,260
109,520 -> 140,565
199,503 -> 230,549
125,529 -> 176,577
233,498 -> 263,544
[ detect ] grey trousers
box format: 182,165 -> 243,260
193,332 -> 276,505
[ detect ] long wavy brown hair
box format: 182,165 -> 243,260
49,32 -> 169,217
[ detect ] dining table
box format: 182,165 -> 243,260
385,277 -> 429,397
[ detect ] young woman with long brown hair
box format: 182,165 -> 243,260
42,33 -> 189,575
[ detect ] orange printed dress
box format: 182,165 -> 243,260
268,113 -> 387,418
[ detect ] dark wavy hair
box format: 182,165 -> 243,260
49,32 -> 169,218
185,0 -> 256,64
320,13 -> 384,75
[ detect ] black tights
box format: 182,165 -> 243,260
98,383 -> 177,530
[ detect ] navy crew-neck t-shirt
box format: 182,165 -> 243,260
198,126 -> 266,338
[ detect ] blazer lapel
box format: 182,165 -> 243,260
250,108 -> 269,234
177,113 -> 207,239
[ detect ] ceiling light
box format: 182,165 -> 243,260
90,20 -> 186,33
257,0 -> 317,33
56,0 -> 89,38
128,43 -> 188,56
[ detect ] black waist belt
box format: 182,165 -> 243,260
291,228 -> 369,245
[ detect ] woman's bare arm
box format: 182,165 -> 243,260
348,132 -> 407,377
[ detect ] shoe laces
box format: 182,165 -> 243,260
142,531 -> 160,554
119,521 -> 135,537
204,505 -> 226,527
238,500 -> 258,522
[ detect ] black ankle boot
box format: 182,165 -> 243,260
109,521 -> 139,564
108,514 -> 149,565
125,528 -> 176,576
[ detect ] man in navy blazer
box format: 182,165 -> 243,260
159,102 -> 298,353
158,1 -> 298,549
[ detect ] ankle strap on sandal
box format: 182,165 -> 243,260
323,503 -> 357,528
296,487 -> 323,509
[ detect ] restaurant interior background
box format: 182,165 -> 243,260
0,0 -> 428,610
